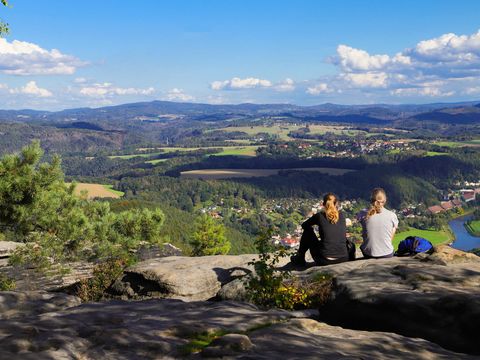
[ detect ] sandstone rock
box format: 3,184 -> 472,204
216,277 -> 249,302
0,241 -> 24,258
201,333 -> 253,357
135,242 -> 183,261
0,262 -> 94,292
318,256 -> 480,355
423,244 -> 480,265
0,291 -> 81,320
0,299 -> 472,359
114,254 -> 262,301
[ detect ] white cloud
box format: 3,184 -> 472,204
211,77 -> 272,90
79,82 -> 155,97
336,45 -> 390,72
0,38 -> 86,75
327,29 -> 480,98
163,88 -> 194,102
9,81 -> 53,97
341,72 -> 388,88
391,86 -> 454,97
412,31 -> 480,61
306,83 -> 332,95
274,78 -> 295,92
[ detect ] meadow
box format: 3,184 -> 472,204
465,220 -> 480,236
214,124 -> 370,140
393,227 -> 452,249
110,146 -> 261,160
70,183 -> 124,199
434,140 -> 480,148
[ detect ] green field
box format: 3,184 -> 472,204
393,228 -> 452,249
110,145 -> 261,160
103,184 -> 125,197
210,146 -> 259,156
425,151 -> 447,156
434,140 -> 480,148
465,220 -> 480,236
215,124 -> 368,140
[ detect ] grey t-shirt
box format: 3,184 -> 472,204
359,208 -> 399,257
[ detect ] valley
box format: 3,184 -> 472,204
1,100 -> 480,254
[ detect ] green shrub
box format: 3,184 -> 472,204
0,273 -> 16,291
76,257 -> 128,302
245,229 -> 311,310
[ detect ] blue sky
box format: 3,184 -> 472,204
1,0 -> 480,109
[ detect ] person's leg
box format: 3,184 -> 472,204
291,227 -> 318,265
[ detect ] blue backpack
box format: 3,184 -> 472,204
396,236 -> 433,256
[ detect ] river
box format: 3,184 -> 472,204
449,215 -> 480,251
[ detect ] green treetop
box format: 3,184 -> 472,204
0,141 -> 165,269
191,214 -> 230,256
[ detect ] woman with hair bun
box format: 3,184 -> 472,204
358,188 -> 399,259
290,193 -> 349,266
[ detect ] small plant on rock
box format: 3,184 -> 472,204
246,229 -> 311,310
76,257 -> 128,302
0,273 -> 16,291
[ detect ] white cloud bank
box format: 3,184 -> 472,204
6,81 -> 53,97
79,82 -> 155,97
328,29 -> 480,98
210,29 -> 480,102
0,38 -> 86,75
211,77 -> 272,90
163,88 -> 195,102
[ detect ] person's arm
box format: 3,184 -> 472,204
302,213 -> 319,229
391,227 -> 397,242
391,213 -> 399,242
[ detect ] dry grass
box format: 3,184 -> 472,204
69,183 -> 124,199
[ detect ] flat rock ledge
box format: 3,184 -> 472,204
0,299 -> 473,359
315,246 -> 480,355
111,254 -> 267,301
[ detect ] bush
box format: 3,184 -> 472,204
246,229 -> 310,310
0,273 -> 16,291
76,257 -> 128,302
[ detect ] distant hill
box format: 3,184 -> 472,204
1,99 -> 480,125
413,105 -> 480,124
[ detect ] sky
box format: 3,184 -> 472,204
1,0 -> 480,110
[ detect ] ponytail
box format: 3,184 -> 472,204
323,193 -> 339,224
367,188 -> 387,218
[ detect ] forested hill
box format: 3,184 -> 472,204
1,100 -> 480,124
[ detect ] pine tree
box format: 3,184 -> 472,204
191,214 -> 230,256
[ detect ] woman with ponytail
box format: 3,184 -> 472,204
359,188 -> 399,258
290,193 -> 349,266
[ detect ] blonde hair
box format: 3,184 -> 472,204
323,193 -> 339,224
367,188 -> 387,218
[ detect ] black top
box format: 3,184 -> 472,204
302,211 -> 348,258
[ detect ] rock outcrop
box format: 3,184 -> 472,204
0,299 -> 473,359
1,245 -> 479,358
0,241 -> 24,260
315,246 -> 480,355
0,291 -> 81,320
111,254 -> 262,301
